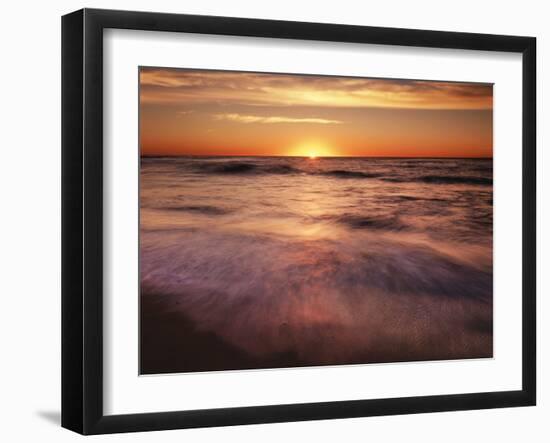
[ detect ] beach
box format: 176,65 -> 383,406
140,156 -> 493,374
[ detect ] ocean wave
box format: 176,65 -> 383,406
196,162 -> 258,174
192,162 -> 386,179
158,159 -> 494,186
169,167 -> 493,186
329,214 -> 408,231
418,175 -> 492,185
320,170 -> 380,179
384,175 -> 492,185
155,205 -> 230,215
394,195 -> 446,202
141,230 -> 492,308
193,162 -> 299,175
304,212 -> 409,232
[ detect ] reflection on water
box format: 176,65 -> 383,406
140,156 -> 493,373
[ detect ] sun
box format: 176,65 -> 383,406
290,141 -> 333,158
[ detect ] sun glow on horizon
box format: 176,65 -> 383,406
289,141 -> 334,158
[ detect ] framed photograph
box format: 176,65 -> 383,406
62,8 -> 536,434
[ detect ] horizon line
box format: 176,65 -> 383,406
140,154 -> 493,160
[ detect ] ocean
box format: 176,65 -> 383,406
140,156 -> 493,374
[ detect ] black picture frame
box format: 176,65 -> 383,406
62,8 -> 536,435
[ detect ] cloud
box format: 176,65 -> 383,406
214,113 -> 343,124
140,68 -> 493,110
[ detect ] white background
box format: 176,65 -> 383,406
0,0 -> 547,441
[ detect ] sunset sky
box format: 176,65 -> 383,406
140,67 -> 493,158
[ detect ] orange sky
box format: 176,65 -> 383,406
140,67 -> 493,158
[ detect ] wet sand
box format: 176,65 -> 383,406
140,293 -> 306,374
140,290 -> 492,374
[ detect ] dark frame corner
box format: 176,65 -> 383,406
62,8 -> 536,435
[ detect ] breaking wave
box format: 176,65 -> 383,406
145,157 -> 494,185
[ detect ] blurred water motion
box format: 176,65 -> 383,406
140,156 -> 493,374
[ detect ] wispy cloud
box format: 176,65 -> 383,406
214,113 -> 343,125
140,68 -> 493,110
